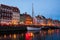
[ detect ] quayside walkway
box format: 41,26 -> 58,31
0,24 -> 60,34
0,25 -> 27,34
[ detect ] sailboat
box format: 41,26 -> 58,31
27,27 -> 41,31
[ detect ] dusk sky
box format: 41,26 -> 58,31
0,0 -> 60,20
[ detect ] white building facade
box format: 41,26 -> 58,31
0,4 -> 20,25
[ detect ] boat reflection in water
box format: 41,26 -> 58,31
0,29 -> 60,40
25,29 -> 60,40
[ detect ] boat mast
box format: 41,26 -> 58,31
32,3 -> 34,25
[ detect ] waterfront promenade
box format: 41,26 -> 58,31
0,24 -> 60,35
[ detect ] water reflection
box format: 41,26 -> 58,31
0,33 -> 25,40
0,29 -> 60,40
25,29 -> 60,40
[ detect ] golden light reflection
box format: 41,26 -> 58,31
48,29 -> 52,35
30,32 -> 34,37
13,34 -> 17,39
4,34 -> 6,38
9,34 -> 11,38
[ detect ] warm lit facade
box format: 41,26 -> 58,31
46,18 -> 53,26
25,16 -> 32,25
20,13 -> 60,26
0,4 -> 20,25
20,12 -> 32,25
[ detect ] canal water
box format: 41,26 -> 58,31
0,29 -> 60,40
